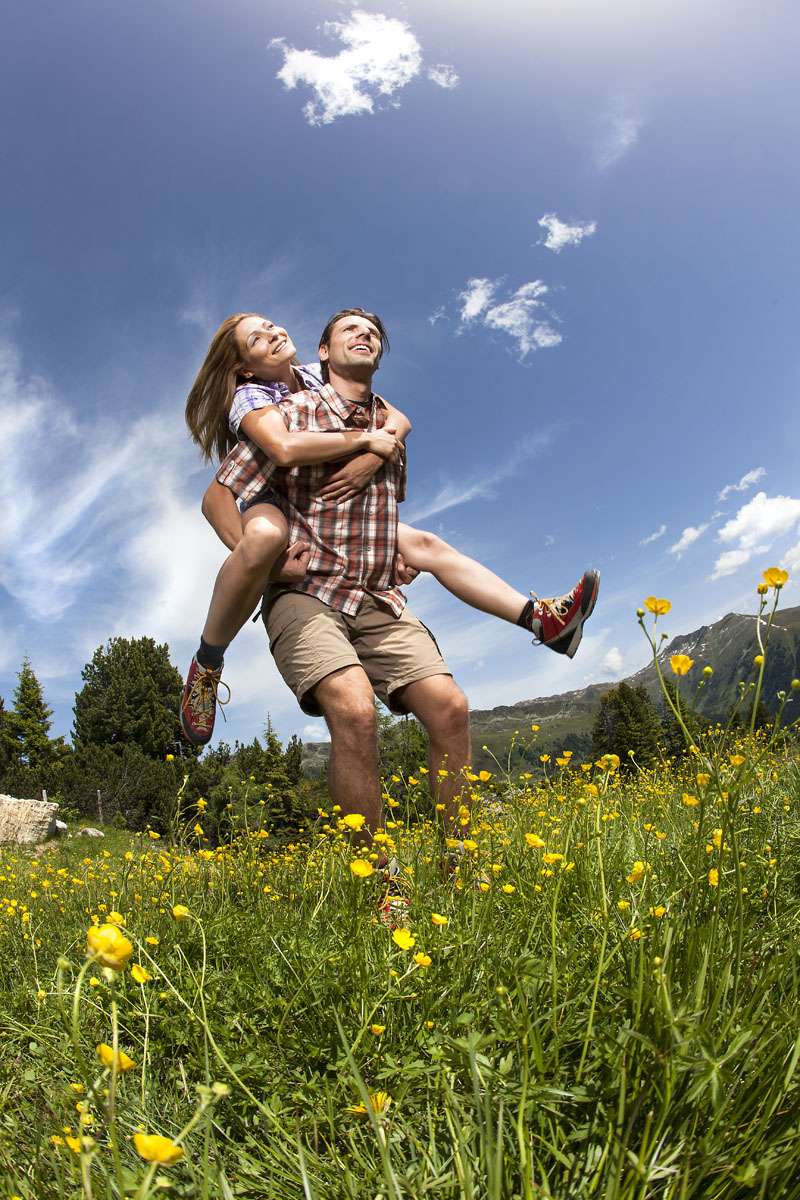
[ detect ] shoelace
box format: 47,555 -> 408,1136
186,669 -> 231,726
529,588 -> 575,629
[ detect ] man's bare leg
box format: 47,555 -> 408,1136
312,665 -> 382,838
394,673 -> 472,836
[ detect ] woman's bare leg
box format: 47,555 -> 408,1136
395,523 -> 599,660
202,503 -> 289,645
396,525 -> 527,623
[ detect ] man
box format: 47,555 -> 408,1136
206,308 -> 473,836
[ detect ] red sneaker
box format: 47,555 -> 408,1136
179,656 -> 230,746
530,570 -> 599,659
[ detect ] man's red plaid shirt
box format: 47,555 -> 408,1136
216,382 -> 407,617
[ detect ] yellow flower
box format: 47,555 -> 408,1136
96,1044 -> 135,1072
349,859 -> 373,879
729,754 -> 745,767
197,798 -> 207,811
369,1092 -> 392,1114
370,1024 -> 386,1035
65,1135 -> 82,1153
193,823 -> 204,836
670,654 -> 694,676
763,567 -> 788,588
478,771 -> 492,782
708,868 -> 719,887
165,754 -> 174,762
392,928 -> 416,950
172,904 -> 191,921
145,936 -> 159,946
86,924 -> 133,972
462,839 -> 478,852
696,774 -> 710,787
617,900 -> 630,910
644,597 -> 671,615
542,853 -> 563,865
343,813 -> 365,832
525,833 -> 545,849
431,913 -> 448,926
131,963 -> 153,985
133,1133 -> 184,1165
627,861 -> 647,884
650,906 -> 667,917
147,830 -> 160,840
712,828 -> 723,850
413,952 -> 432,967
629,928 -> 644,941
502,884 -> 516,894
683,794 -> 699,806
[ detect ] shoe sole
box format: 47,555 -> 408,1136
550,569 -> 600,659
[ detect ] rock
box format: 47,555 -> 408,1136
76,827 -> 104,838
0,795 -> 60,844
54,820 -> 68,836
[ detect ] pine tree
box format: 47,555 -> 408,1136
592,682 -> 662,767
3,657 -> 65,771
73,637 -> 186,760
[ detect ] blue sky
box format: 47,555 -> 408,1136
2,0 -> 800,751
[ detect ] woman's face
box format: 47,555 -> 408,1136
235,316 -> 296,381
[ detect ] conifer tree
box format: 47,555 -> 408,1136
592,682 -> 662,767
73,637 -> 185,760
3,657 -> 65,771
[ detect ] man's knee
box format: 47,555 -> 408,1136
405,675 -> 469,738
315,669 -> 378,744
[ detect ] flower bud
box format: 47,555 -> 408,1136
703,666 -> 713,678
792,680 -> 800,691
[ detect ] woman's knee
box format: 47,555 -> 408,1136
239,517 -> 288,569
399,527 -> 452,572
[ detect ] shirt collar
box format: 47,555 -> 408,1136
322,388 -> 387,422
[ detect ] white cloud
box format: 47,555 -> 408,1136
457,277 -> 497,322
544,534 -> 555,547
668,523 -> 709,557
302,722 -> 328,742
717,467 -> 766,502
427,64 -> 459,89
271,11 -> 457,126
594,98 -> 643,168
717,492 -> 800,551
455,277 -> 562,359
707,491 -> 800,579
710,548 -> 756,579
538,213 -> 597,253
640,524 -> 666,547
600,647 -> 624,676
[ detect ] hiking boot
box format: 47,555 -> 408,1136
530,570 -> 599,659
376,859 -> 411,927
180,656 -> 230,746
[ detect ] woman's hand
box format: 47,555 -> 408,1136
365,425 -> 401,462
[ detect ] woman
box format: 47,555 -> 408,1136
180,311 -> 598,745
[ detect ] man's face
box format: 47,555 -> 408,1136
319,315 -> 382,376
235,316 -> 296,380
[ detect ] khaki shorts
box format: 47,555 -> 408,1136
263,591 -> 451,716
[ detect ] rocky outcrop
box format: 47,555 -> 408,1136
0,795 -> 60,844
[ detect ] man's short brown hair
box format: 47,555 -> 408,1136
318,308 -> 390,383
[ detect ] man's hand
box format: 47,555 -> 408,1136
270,540 -> 310,584
393,550 -> 420,586
318,454 -> 382,502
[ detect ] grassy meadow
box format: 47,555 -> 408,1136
1,587 -> 800,1199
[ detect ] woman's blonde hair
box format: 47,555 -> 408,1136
185,313 -> 258,464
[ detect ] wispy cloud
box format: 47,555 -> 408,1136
709,491 -> 800,578
404,435 -> 551,524
594,97 -> 644,168
538,213 -> 597,253
272,10 -> 458,126
600,647 -> 624,676
669,523 -> 709,557
452,277 -> 562,359
639,524 -> 666,547
717,467 -> 766,502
